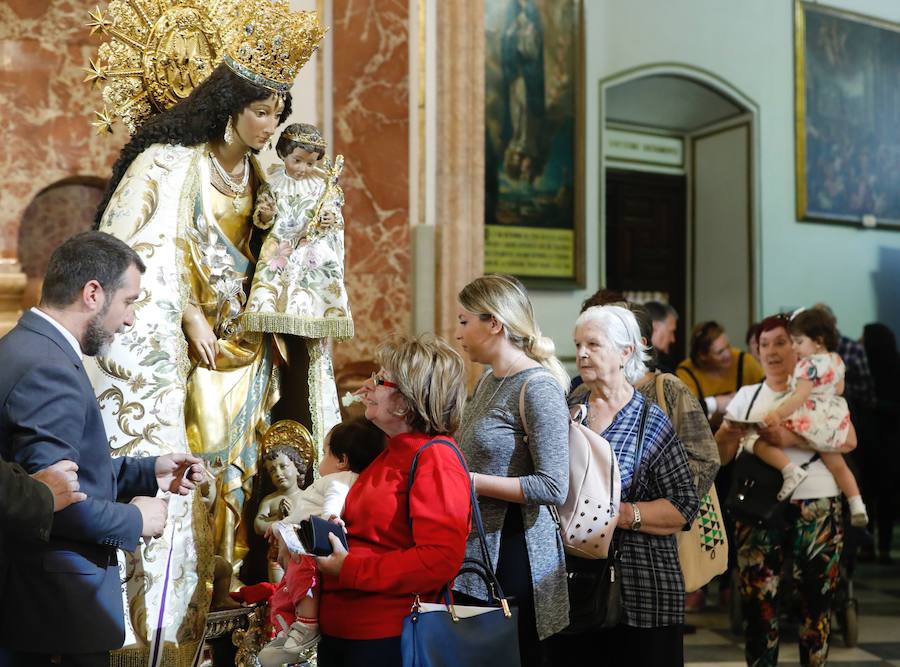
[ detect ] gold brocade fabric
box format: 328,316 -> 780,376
185,183 -> 277,563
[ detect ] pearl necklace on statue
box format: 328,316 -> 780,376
209,152 -> 250,210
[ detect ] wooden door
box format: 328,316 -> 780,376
605,169 -> 687,360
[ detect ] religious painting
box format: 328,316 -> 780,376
484,0 -> 584,286
795,1 -> 900,229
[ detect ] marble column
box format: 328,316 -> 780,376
433,0 -> 485,367
330,0 -> 412,370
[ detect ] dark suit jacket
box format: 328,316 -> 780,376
0,459 -> 54,605
0,311 -> 159,654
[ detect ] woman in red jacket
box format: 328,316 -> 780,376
316,334 -> 472,666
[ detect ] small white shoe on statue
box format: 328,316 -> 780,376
777,465 -> 808,501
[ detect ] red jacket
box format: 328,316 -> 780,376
319,432 -> 471,639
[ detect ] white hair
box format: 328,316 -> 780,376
574,305 -> 650,384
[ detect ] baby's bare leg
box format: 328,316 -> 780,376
296,584 -> 318,619
753,438 -> 791,471
820,452 -> 859,497
755,436 -> 810,501
820,452 -> 868,527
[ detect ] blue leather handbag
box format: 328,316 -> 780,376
400,439 -> 521,667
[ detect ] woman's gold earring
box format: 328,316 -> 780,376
264,138 -> 273,151
224,117 -> 235,145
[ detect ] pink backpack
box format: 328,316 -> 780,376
520,379 -> 621,559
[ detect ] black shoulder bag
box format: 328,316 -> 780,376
725,385 -> 819,527
561,399 -> 651,634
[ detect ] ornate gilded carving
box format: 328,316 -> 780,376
85,0 -> 239,134
261,419 -> 317,468
85,0 -> 325,134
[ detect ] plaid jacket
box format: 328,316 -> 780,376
837,335 -> 876,409
569,389 -> 699,627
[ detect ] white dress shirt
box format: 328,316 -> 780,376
30,307 -> 83,360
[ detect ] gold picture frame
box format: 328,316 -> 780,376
795,0 -> 900,230
484,0 -> 586,287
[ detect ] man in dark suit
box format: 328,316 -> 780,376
0,232 -> 205,667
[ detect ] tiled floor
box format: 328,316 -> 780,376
686,542 -> 900,667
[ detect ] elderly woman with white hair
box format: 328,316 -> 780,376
560,305 -> 699,667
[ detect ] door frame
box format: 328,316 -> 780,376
689,115 -> 755,332
599,63 -> 761,328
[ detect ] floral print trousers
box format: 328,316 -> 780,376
736,497 -> 844,667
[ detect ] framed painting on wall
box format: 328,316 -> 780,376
484,0 -> 585,287
795,0 -> 900,229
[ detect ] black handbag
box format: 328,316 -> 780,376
726,449 -> 819,526
401,438 -> 521,667
724,385 -> 819,526
561,550 -> 622,634
560,399 -> 651,634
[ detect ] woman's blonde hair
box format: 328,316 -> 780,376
458,274 -> 569,390
375,334 -> 467,435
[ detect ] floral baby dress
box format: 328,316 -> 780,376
782,351 -> 851,451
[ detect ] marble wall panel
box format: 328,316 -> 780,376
330,0 -> 411,369
0,1 -> 128,259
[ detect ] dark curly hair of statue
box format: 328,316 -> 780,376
276,123 -> 325,160
94,64 -> 293,227
263,444 -> 308,489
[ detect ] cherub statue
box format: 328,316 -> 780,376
254,444 -> 309,582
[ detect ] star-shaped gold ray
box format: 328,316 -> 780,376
83,59 -> 107,86
91,108 -> 116,135
87,7 -> 113,35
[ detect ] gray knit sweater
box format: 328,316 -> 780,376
454,367 -> 570,639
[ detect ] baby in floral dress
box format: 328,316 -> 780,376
242,123 -> 352,339
753,308 -> 867,526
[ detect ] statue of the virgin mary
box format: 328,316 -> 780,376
83,1 -> 347,663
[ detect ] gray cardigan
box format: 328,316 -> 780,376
454,367 -> 570,639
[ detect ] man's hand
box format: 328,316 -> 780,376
155,453 -> 205,495
32,460 -> 87,512
132,496 -> 168,539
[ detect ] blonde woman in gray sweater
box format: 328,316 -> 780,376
454,274 -> 570,667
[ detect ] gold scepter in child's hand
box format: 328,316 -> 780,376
303,154 -> 345,242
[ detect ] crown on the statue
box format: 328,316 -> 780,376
222,0 -> 325,94
282,130 -> 327,149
